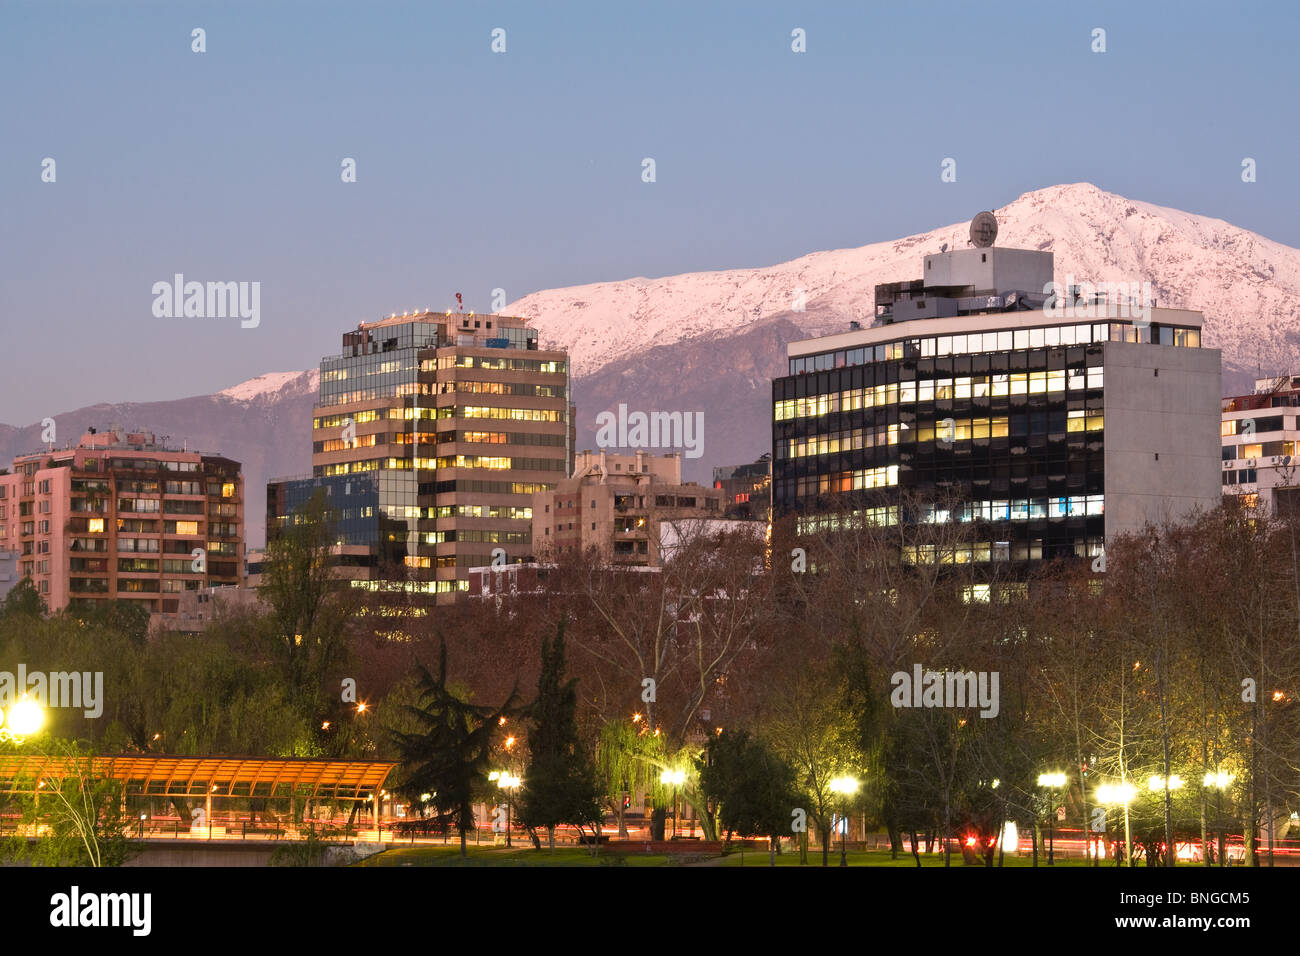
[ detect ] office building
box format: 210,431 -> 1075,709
772,218 -> 1222,565
269,310 -> 572,602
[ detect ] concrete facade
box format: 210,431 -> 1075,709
1102,341 -> 1223,538
532,450 -> 724,566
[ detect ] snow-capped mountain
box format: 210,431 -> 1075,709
217,370 -> 320,404
4,182 -> 1296,545
509,182 -> 1300,384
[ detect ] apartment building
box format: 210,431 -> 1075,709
532,449 -> 725,566
1221,374 -> 1300,514
0,426 -> 244,613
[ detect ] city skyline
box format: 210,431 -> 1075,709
4,1 -> 1299,424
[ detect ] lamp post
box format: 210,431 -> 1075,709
1097,782 -> 1136,866
828,776 -> 859,867
1037,773 -> 1066,865
660,769 -> 686,838
1148,775 -> 1184,866
1204,772 -> 1233,867
492,771 -> 521,847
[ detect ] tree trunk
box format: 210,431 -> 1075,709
909,829 -> 921,868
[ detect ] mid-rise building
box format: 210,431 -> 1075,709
532,449 -> 725,566
1221,375 -> 1300,514
0,427 -> 244,614
269,310 -> 573,602
772,219 -> 1222,565
713,456 -> 772,521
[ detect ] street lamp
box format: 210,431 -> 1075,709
491,770 -> 521,847
0,697 -> 45,743
1097,782 -> 1136,866
1037,772 -> 1067,865
665,770 -> 686,837
1204,772 -> 1234,866
829,776 -> 859,867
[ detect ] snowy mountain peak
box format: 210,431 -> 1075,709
217,369 -> 320,404
507,182 -> 1300,381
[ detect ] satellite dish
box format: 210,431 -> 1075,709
940,243 -> 948,253
970,211 -> 998,248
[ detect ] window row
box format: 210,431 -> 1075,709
790,323 -> 1199,374
774,369 -> 1104,421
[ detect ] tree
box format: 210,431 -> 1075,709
260,489 -> 357,709
596,715 -> 667,840
760,660 -> 863,865
0,576 -> 45,621
517,624 -> 603,849
698,730 -> 800,860
389,639 -> 519,857
2,740 -> 133,867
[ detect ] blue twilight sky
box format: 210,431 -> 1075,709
1,0 -> 1296,425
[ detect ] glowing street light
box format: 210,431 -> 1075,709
1148,775 -> 1184,792
660,769 -> 687,839
492,770 -> 522,846
1203,772 -> 1234,790
1037,772 -> 1067,865
829,776 -> 859,867
0,697 -> 45,743
1097,782 -> 1136,866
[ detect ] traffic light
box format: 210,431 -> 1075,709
623,794 -> 631,809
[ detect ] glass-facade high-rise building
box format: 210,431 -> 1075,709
772,239 -> 1222,567
269,310 -> 573,602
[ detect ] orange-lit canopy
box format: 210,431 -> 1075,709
0,754 -> 396,802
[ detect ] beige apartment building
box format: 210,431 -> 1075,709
532,450 -> 725,566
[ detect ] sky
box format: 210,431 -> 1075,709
2,0 -> 1297,425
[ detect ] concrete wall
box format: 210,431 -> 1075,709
922,248 -> 1053,295
1103,341 -> 1222,540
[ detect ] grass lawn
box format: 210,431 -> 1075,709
710,846 -> 1101,867
357,845 -> 690,867
356,843 -> 1105,868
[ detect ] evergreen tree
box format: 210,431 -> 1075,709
391,639 -> 519,857
699,730 -> 801,852
517,624 -> 603,849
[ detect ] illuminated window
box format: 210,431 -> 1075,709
87,518 -> 104,533
221,482 -> 235,498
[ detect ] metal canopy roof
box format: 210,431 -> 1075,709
0,754 -> 397,801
